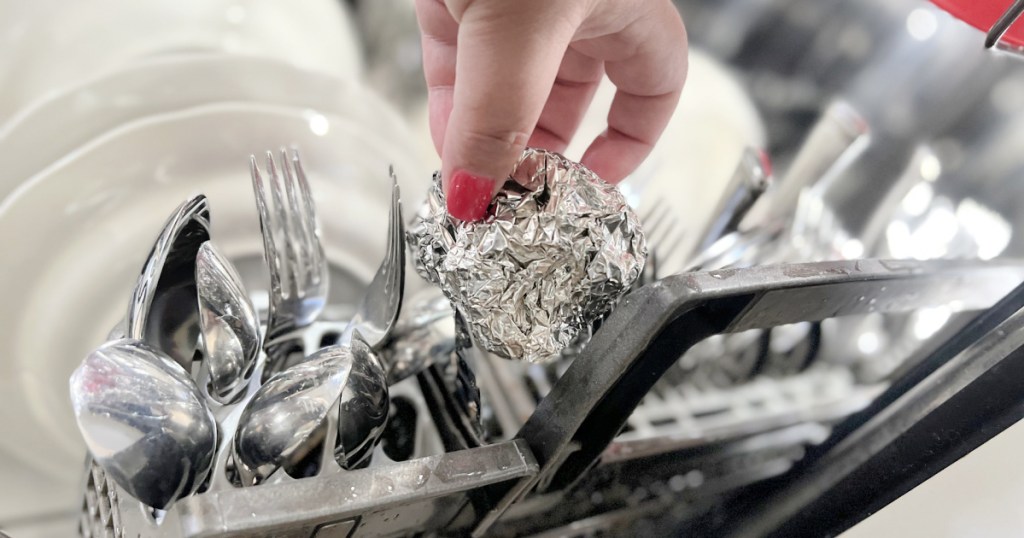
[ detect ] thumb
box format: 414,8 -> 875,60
441,0 -> 583,221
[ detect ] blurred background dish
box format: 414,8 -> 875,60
0,0 -> 361,120
566,49 -> 768,260
0,102 -> 420,525
0,54 -> 422,200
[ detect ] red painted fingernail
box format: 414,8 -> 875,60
757,149 -> 773,180
447,170 -> 494,221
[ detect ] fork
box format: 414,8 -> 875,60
315,167 -> 404,476
636,197 -> 685,286
637,146 -> 770,283
250,149 -> 329,373
341,166 -> 405,349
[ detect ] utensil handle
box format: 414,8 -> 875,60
747,101 -> 869,229
858,144 -> 939,253
690,147 -> 772,259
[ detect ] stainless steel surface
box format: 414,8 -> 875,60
330,336 -> 389,471
415,312 -> 486,452
689,147 -> 772,261
638,198 -> 686,285
380,290 -> 455,385
175,440 -> 537,538
154,315 -> 443,514
126,194 -> 210,370
251,149 -> 328,372
85,439 -> 536,538
70,149 -> 410,531
341,169 -> 405,350
232,338 -> 387,485
986,0 -> 1024,49
684,101 -> 870,272
79,461 -> 122,538
196,241 -> 262,404
69,339 -> 217,510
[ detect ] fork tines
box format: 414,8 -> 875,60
249,148 -> 329,347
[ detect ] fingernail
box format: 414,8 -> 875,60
447,170 -> 494,221
757,149 -> 773,180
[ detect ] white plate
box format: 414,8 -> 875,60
0,54 -> 423,203
566,49 -> 766,257
0,102 -> 424,485
0,0 -> 361,119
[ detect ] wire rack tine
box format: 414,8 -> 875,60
986,0 -> 1024,49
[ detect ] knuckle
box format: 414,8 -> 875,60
460,126 -> 531,155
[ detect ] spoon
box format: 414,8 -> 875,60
195,241 -> 262,403
127,195 -> 211,370
69,338 -> 217,509
232,337 -> 388,485
380,289 -> 455,385
333,336 -> 389,470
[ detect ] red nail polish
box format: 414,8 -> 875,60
757,149 -> 773,179
447,170 -> 494,221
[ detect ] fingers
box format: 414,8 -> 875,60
578,0 -> 688,183
528,48 -> 605,154
440,0 -> 585,220
417,0 -> 687,218
580,89 -> 682,183
417,0 -> 601,160
415,0 -> 458,155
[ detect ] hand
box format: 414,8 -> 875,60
415,0 -> 688,221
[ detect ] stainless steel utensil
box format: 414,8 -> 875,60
639,147 -> 771,282
232,338 -> 388,485
754,100 -> 870,234
251,149 -> 328,373
126,195 -> 210,370
380,289 -> 455,385
342,168 -> 405,349
686,101 -> 869,271
196,241 -> 262,403
332,336 -> 390,469
69,339 -> 217,510
407,308 -> 487,454
689,147 -> 772,260
637,198 -> 685,286
234,168 -> 402,484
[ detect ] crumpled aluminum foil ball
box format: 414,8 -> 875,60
406,148 -> 646,363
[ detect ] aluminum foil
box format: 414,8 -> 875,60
407,148 -> 646,363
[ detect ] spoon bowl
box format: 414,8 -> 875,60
69,338 -> 217,509
196,241 -> 262,403
233,338 -> 388,485
127,194 -> 211,370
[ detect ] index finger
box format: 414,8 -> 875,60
439,0 -> 584,220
